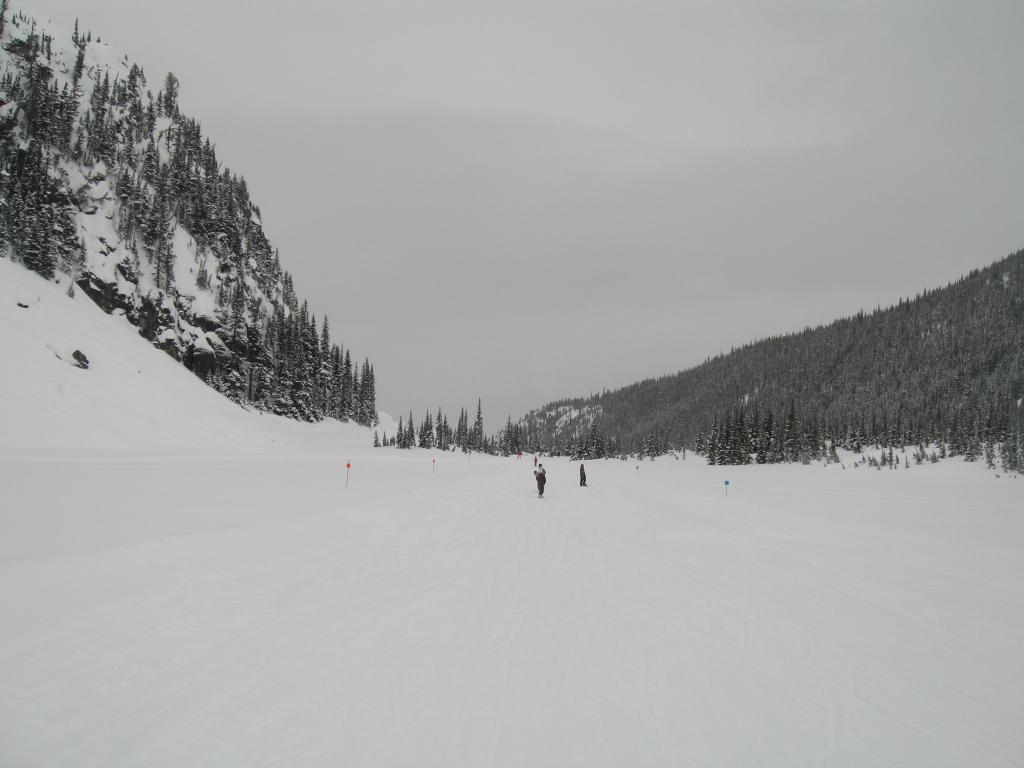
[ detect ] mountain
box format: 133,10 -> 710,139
0,6 -> 376,425
518,250 -> 1024,469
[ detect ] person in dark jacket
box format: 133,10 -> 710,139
534,464 -> 547,497
579,463 -> 587,487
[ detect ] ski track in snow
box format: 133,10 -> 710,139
3,453 -> 1023,767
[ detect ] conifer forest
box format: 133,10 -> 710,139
521,251 -> 1024,470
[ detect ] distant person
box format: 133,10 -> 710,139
533,455 -> 538,467
579,463 -> 587,487
534,464 -> 547,498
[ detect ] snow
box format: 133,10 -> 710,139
3,257 -> 1024,766
170,229 -> 203,304
545,403 -> 603,434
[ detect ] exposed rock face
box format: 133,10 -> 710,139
75,272 -> 131,316
188,342 -> 218,380
76,269 -> 233,376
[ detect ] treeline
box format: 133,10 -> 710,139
495,420 -> 629,460
214,300 -> 376,424
502,404 -> 673,460
698,401 -> 1024,472
375,407 -> 629,460
0,9 -> 377,425
521,249 -> 1024,467
375,401 -> 620,458
377,400 -> 487,452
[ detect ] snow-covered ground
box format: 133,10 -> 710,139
3,259 -> 1023,766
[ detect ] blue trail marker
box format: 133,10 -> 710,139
724,479 -> 730,497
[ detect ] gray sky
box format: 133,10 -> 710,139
28,0 -> 1024,425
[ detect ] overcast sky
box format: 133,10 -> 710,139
27,0 -> 1024,424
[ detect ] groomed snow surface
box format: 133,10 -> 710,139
2,259 -> 1023,767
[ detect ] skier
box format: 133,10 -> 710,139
579,463 -> 587,487
534,464 -> 547,498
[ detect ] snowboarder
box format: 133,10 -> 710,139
579,463 -> 587,487
534,464 -> 547,497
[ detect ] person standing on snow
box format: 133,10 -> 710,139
533,455 -> 538,468
579,463 -> 587,487
534,464 -> 547,497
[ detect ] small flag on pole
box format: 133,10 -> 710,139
346,462 -> 352,487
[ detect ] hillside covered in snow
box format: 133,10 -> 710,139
520,250 -> 1024,468
0,6 -> 377,426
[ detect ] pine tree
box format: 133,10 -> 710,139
341,350 -> 353,419
456,408 -> 468,451
419,411 -> 434,448
162,72 -> 179,116
472,398 -> 484,451
364,363 -> 376,425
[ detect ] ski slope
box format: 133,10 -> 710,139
3,259 -> 1024,766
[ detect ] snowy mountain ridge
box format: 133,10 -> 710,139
518,250 -> 1024,466
0,6 -> 377,425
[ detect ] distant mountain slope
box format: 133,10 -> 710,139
0,7 -> 376,425
521,250 -> 1024,466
